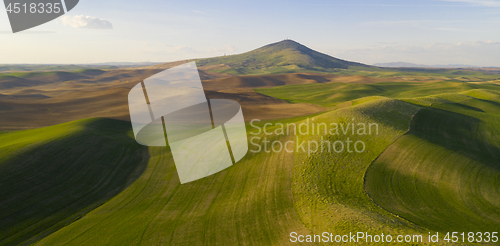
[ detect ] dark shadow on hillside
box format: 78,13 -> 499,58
476,98 -> 500,109
409,107 -> 500,170
0,118 -> 151,246
448,102 -> 484,112
365,107 -> 500,233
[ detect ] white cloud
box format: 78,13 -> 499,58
440,0 -> 500,7
61,15 -> 113,29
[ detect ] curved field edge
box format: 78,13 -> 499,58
35,134 -> 311,245
6,88 -> 500,245
364,92 -> 500,235
0,118 -> 148,246
290,97 -> 439,244
35,97 -> 433,246
36,97 -> 452,245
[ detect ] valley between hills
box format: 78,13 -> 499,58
1,40 -> 500,245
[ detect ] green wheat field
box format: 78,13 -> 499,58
1,40 -> 500,245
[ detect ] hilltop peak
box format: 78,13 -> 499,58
265,39 -> 305,48
196,40 -> 368,74
253,39 -> 315,54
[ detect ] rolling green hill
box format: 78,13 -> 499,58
0,118 -> 148,245
0,69 -> 107,90
196,40 -> 369,75
255,81 -> 500,107
258,77 -> 500,239
365,92 -> 500,234
32,97 -> 432,246
193,40 -> 500,79
34,128 -> 311,245
291,98 -> 430,241
3,76 -> 500,245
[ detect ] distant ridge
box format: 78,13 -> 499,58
196,40 -> 369,73
374,62 -> 479,68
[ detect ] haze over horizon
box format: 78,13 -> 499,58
1,0 -> 500,66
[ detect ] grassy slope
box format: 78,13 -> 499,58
213,65 -> 500,79
0,69 -> 107,90
0,118 -> 148,245
36,136 -> 311,245
256,81 -> 500,107
335,66 -> 500,79
3,80 -> 500,245
210,66 -> 341,76
291,98 -> 431,241
257,78 -> 500,236
195,40 -> 499,78
35,98 -> 437,245
365,91 -> 500,233
196,40 -> 367,75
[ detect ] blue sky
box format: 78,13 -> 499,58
1,0 -> 500,66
